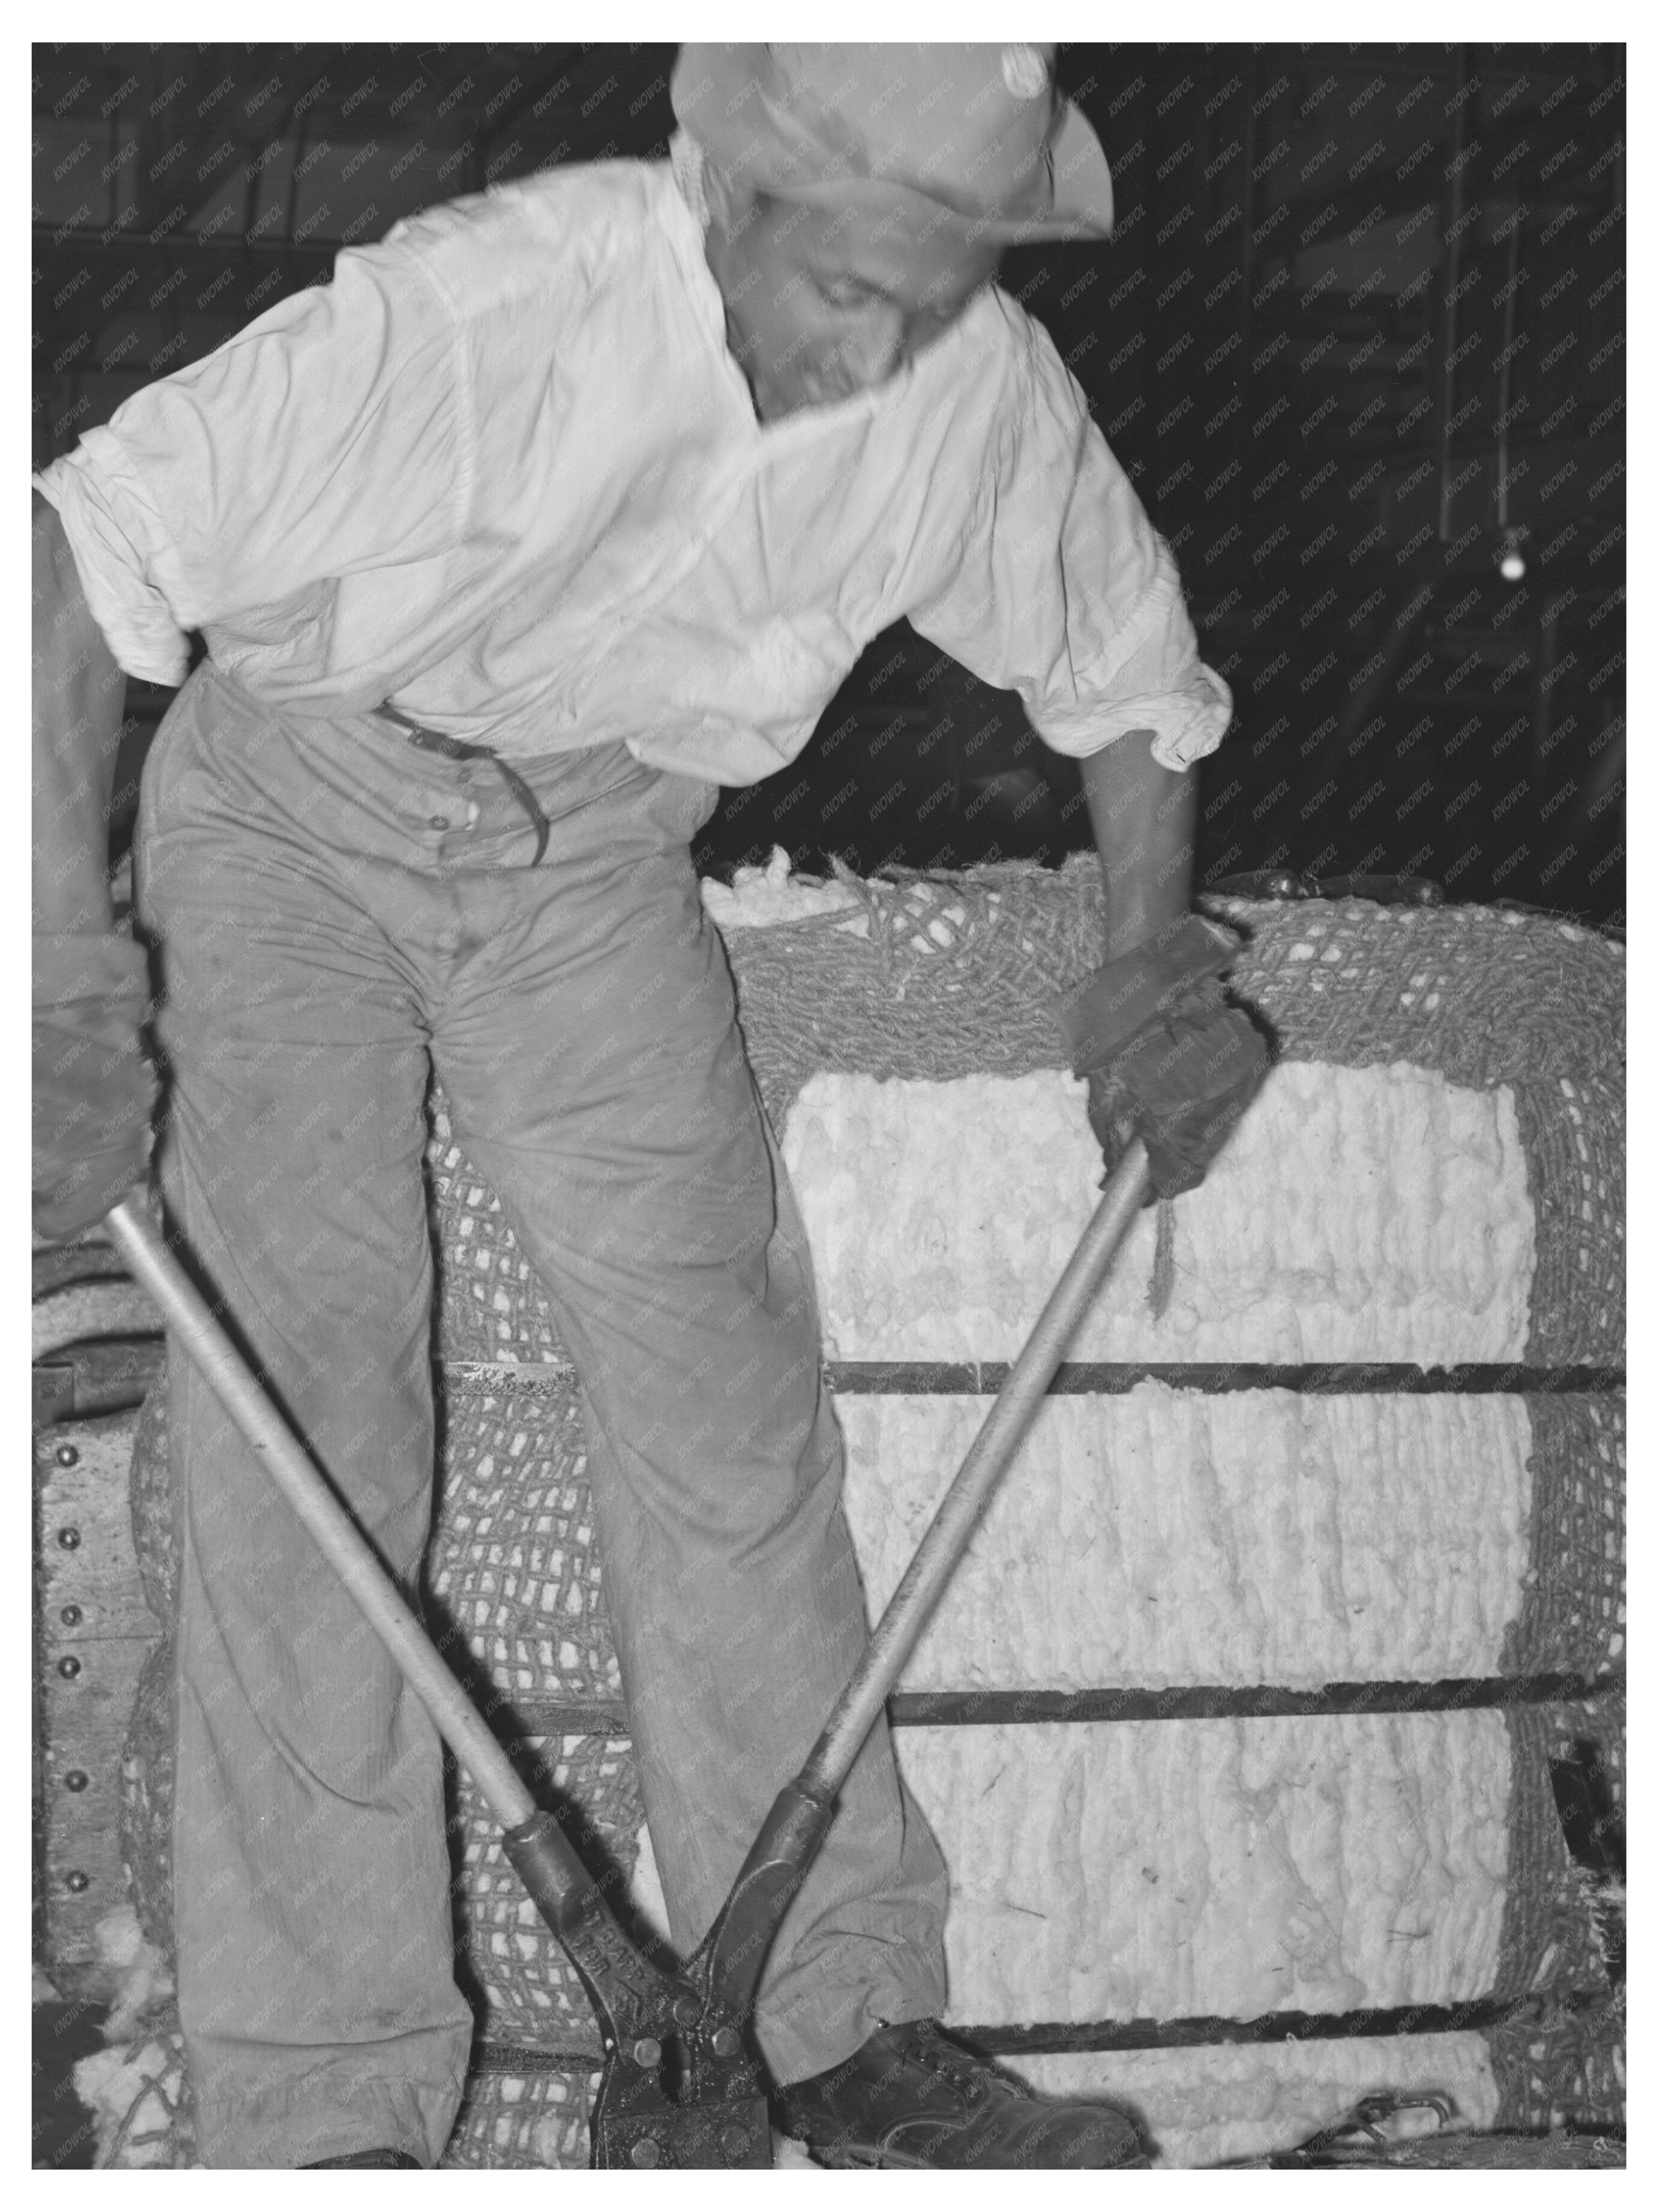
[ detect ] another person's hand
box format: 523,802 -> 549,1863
1054,914 -> 1270,1201
33,932 -> 157,1240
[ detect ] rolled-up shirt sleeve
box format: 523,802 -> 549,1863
908,297 -> 1231,774
32,240 -> 466,686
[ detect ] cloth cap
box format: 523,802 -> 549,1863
671,43 -> 1113,245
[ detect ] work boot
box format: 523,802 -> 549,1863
774,2019 -> 1146,2169
301,2149 -> 423,2167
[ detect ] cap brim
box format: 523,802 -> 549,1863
900,105 -> 1113,246
1042,99 -> 1114,239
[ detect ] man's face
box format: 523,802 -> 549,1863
704,187 -> 1003,422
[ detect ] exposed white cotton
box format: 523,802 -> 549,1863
84,1904 -> 173,2041
838,1387 -> 1532,1688
69,1906 -> 179,2168
781,1063 -> 1535,1362
700,846 -> 863,930
731,1051 -> 1531,2106
73,2041 -> 182,2168
894,1713 -> 1509,2024
1008,2031 -> 1501,2168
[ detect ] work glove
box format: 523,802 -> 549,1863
33,931 -> 157,1241
1053,913 -> 1271,1202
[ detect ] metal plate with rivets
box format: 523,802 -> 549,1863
34,1411 -> 163,1989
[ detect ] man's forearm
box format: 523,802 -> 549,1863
1080,727 -> 1197,960
33,492 -> 128,937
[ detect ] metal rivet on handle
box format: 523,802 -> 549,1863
630,2138 -> 660,2168
632,2037 -> 661,2068
54,1445 -> 80,1467
711,2026 -> 740,2058
64,1771 -> 89,1793
57,1656 -> 82,1679
57,1527 -> 81,1550
672,1995 -> 699,2027
65,1871 -> 90,1893
721,2125 -> 751,2158
59,1605 -> 82,1627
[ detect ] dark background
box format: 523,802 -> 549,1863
33,42 -> 1624,925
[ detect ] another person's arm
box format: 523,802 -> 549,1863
33,491 -> 127,935
31,231 -> 463,1236
32,490 -> 153,1237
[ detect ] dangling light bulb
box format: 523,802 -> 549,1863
1492,219 -> 1528,587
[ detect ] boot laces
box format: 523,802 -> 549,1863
902,2022 -> 1002,2103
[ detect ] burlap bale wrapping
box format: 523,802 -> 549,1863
113,861 -> 1622,2167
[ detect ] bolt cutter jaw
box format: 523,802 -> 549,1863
502,1806 -> 774,2165
586,1778 -> 840,2164
588,1960 -> 773,2169
591,2030 -> 772,2169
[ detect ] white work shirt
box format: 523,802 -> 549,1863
35,138 -> 1231,785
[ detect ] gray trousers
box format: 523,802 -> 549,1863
136,662 -> 948,2167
